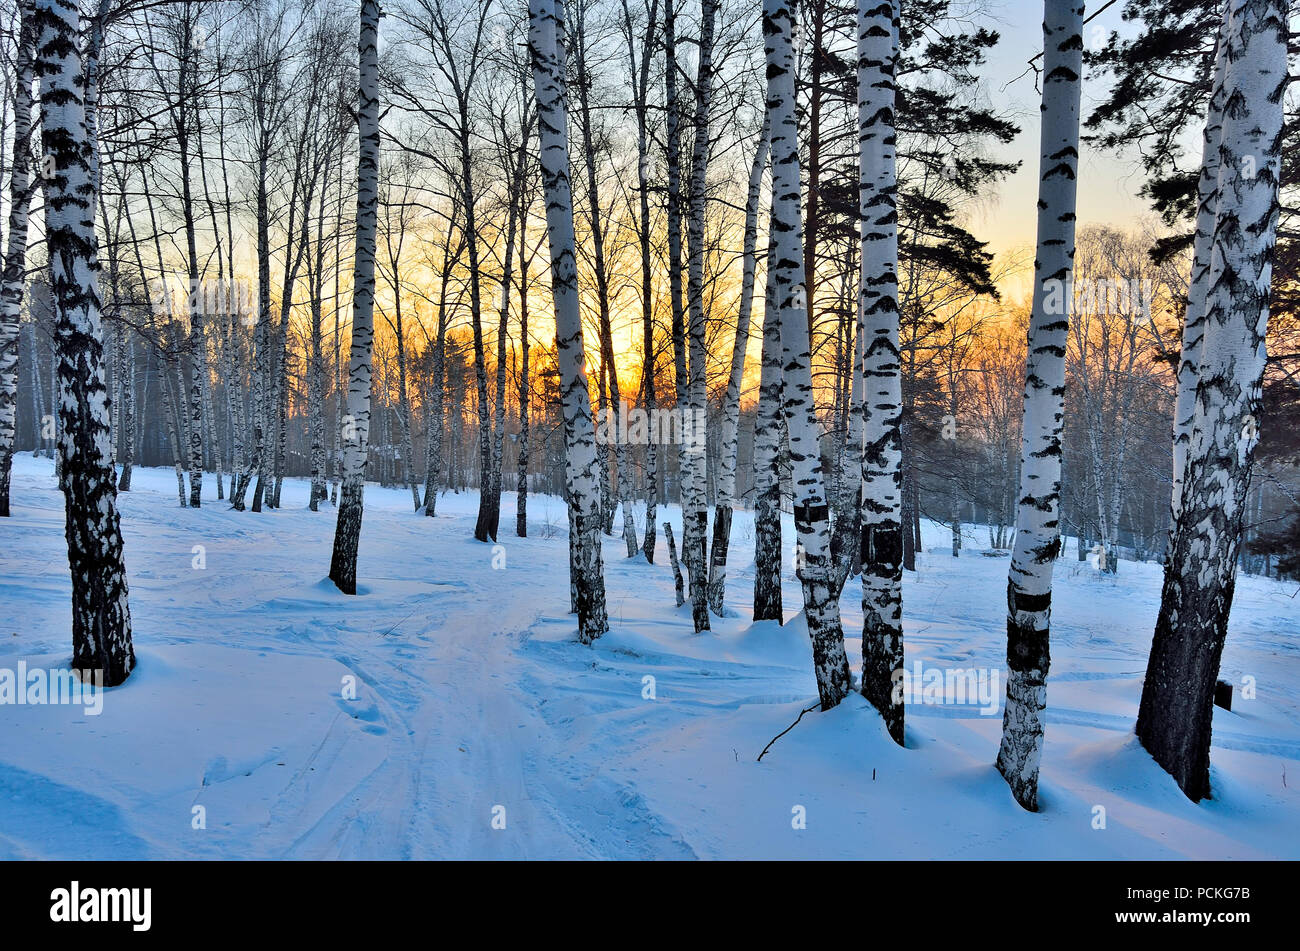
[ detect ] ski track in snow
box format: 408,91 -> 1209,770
1,454 -> 1298,859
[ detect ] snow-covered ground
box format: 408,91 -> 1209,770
2,453 -> 1298,859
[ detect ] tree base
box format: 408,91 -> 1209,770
707,504 -> 733,616
801,571 -> 852,710
861,611 -> 904,746
329,481 -> 365,595
996,665 -> 1047,811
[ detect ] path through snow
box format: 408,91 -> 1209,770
2,454 -> 1298,858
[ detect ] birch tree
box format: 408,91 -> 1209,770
620,0 -> 658,562
268,21 -> 342,511
392,0 -> 498,541
1068,227 -> 1164,574
515,194 -> 536,537
1136,0 -> 1288,802
229,6 -> 294,512
329,0 -> 381,595
421,203 -> 465,518
35,0 -> 136,684
996,0 -> 1084,812
0,0 -> 35,517
766,0 -> 852,709
140,5 -> 209,507
708,117 -> 769,614
529,0 -> 608,643
1170,2 -> 1232,524
681,0 -> 718,633
486,30 -> 535,543
572,0 -> 637,559
829,264 -> 864,595
378,154 -> 424,511
857,0 -> 904,744
752,250 -> 784,622
664,0 -> 689,573
306,102 -> 347,511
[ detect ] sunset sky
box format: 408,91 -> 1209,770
970,0 -> 1182,300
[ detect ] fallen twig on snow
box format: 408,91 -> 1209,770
757,701 -> 822,762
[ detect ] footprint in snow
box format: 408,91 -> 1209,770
335,696 -> 388,735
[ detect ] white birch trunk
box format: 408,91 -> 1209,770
680,0 -> 719,632
996,0 -> 1084,811
423,258 -> 452,518
707,117 -> 769,615
117,320 -> 134,490
179,36 -> 206,509
490,197 -> 517,535
161,350 -> 188,506
35,0 -> 135,684
309,241 -> 328,510
328,0 -> 381,594
664,0 -> 689,582
625,0 -> 659,563
1136,0 -> 1287,802
0,0 -> 34,517
829,274 -> 864,594
766,0 -> 851,709
752,249 -> 784,622
572,5 -> 635,558
1171,3 -> 1232,523
516,234 -> 531,537
857,0 -> 905,744
528,0 -> 608,643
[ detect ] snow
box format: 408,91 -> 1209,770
2,453 -> 1298,858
